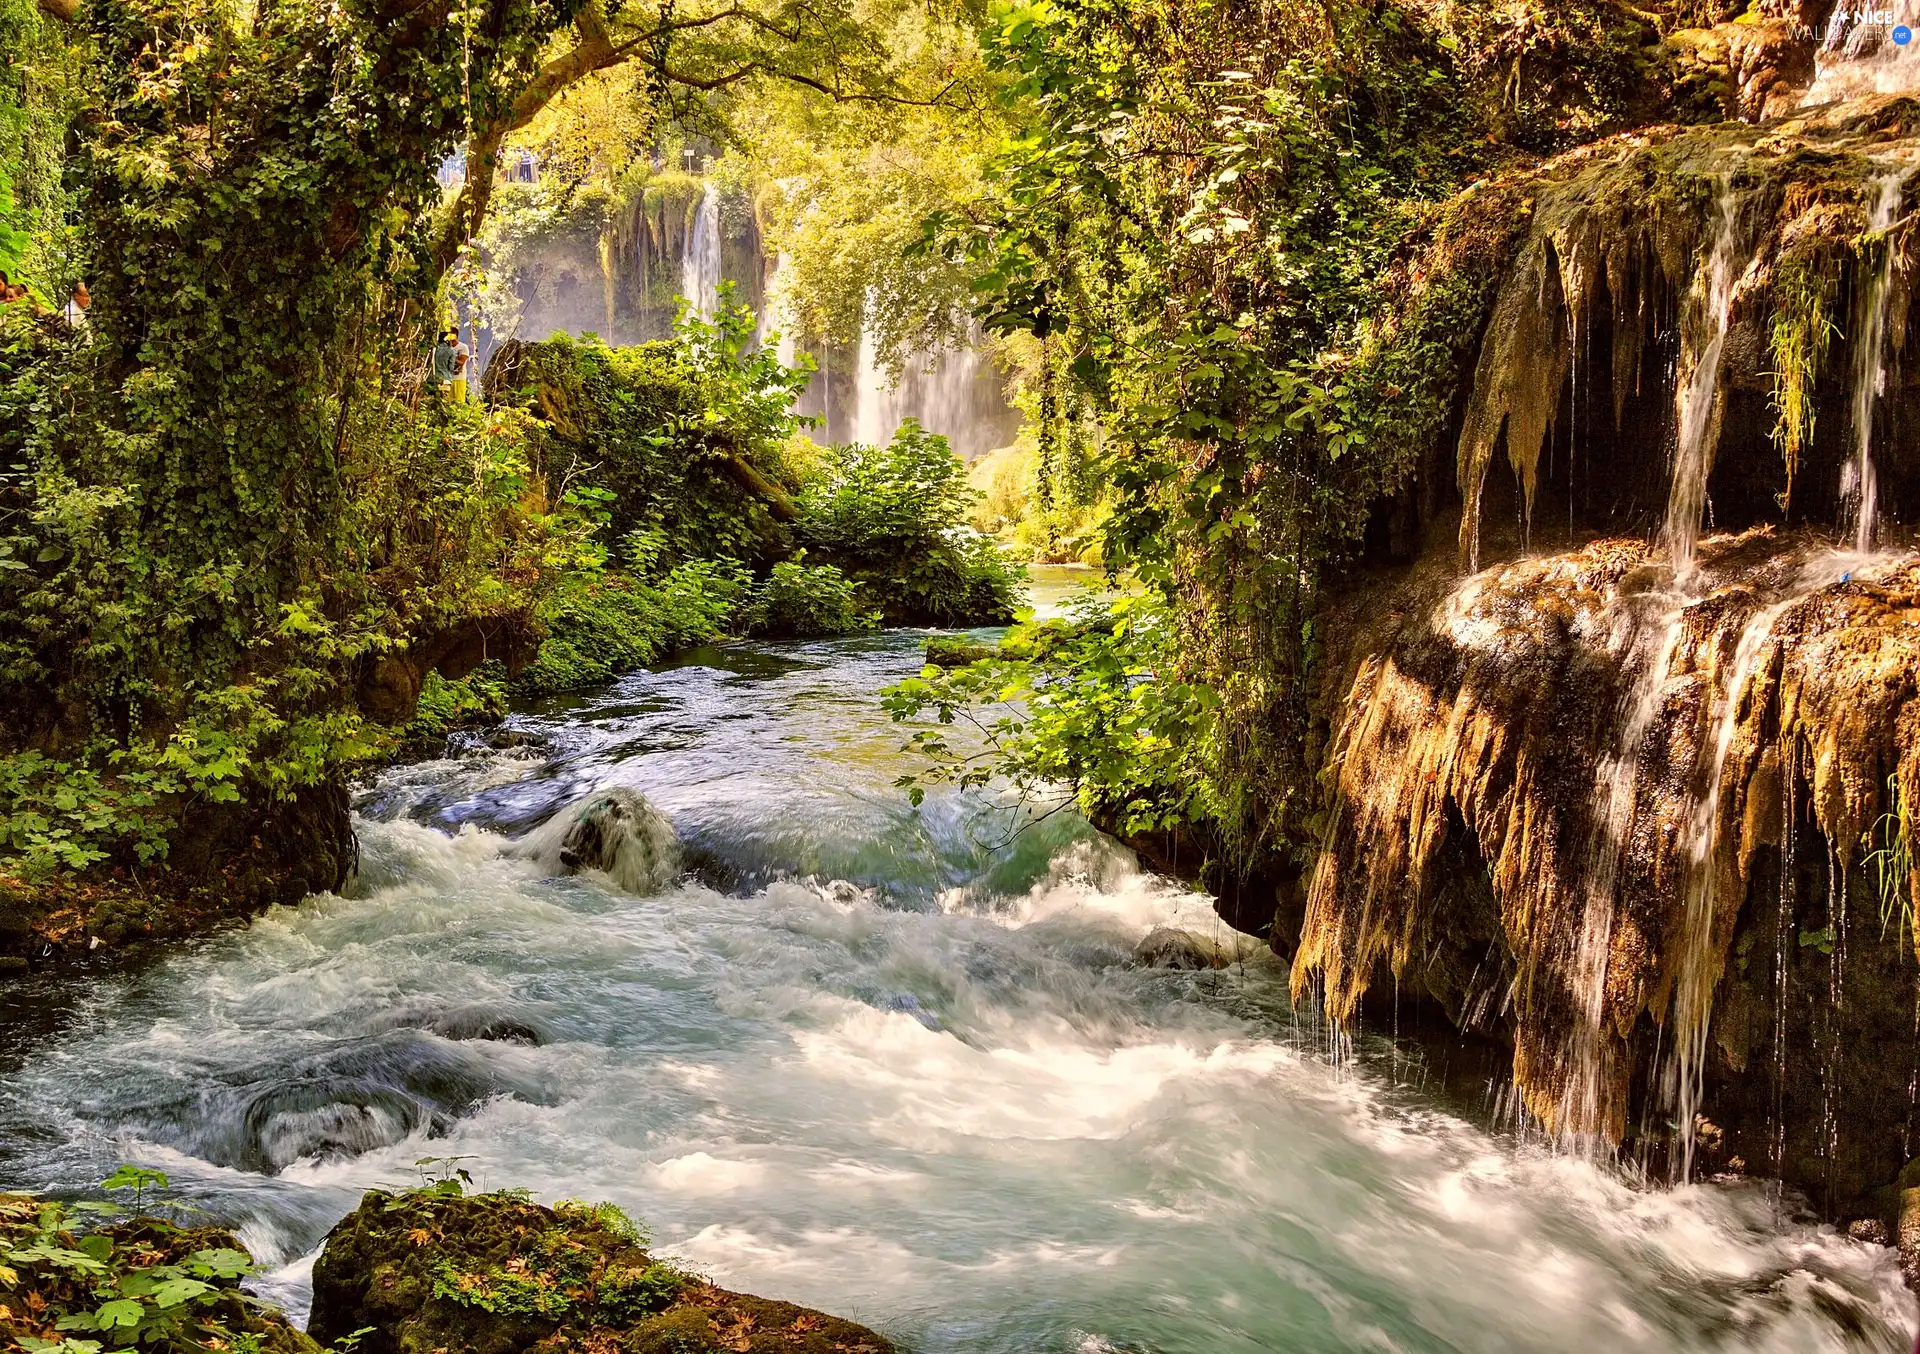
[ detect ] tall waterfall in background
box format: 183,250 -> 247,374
680,186 -> 723,320
1843,169 -> 1907,552
853,320 -> 1019,460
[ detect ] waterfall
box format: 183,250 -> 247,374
1843,170 -> 1907,553
680,185 -> 723,321
1663,550 -> 1898,1179
1802,1 -> 1920,106
854,318 -> 888,449
852,316 -> 1018,459
1555,601 -> 1691,1145
1661,182 -> 1749,578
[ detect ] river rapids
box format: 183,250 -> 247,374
0,574 -> 1912,1352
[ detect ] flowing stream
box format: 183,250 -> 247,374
0,572 -> 1913,1353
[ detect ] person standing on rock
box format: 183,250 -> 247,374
451,329 -> 472,403
427,329 -> 457,396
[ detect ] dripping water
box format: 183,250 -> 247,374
1662,181 -> 1750,580
1843,169 -> 1907,554
1557,600 -> 1689,1147
1667,552 -> 1896,1181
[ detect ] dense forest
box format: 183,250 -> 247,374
7,0 -> 1920,1348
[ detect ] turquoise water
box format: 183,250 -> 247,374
0,600 -> 1911,1352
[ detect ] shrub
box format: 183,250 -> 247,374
797,421 -> 1025,626
514,561 -> 749,696
742,559 -> 879,638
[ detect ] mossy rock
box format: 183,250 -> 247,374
0,1194 -> 320,1354
921,638 -> 997,668
310,1190 -> 895,1354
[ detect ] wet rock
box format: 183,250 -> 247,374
309,1189 -> 895,1354
518,786 -> 681,895
923,637 -> 998,668
130,1030 -> 550,1175
1133,926 -> 1276,970
1899,1187 -> 1920,1287
1847,1217 -> 1890,1246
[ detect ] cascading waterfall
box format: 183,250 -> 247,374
1843,169 -> 1907,553
1662,182 -> 1750,579
852,313 -> 1018,459
679,185 -> 723,321
1556,602 -> 1690,1146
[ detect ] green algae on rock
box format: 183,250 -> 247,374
308,1190 -> 896,1354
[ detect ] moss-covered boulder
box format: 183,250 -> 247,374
0,1193 -> 320,1353
309,1189 -> 896,1354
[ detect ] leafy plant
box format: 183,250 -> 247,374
883,591 -> 1221,837
0,1170 -> 265,1353
1868,774 -> 1916,952
741,558 -> 878,638
797,421 -> 1025,626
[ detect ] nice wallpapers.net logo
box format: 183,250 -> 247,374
1797,8 -> 1916,44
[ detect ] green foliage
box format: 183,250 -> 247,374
0,1171 -> 266,1354
883,592 -> 1220,837
494,293 -> 815,566
740,558 -> 878,639
592,1261 -> 690,1324
515,561 -> 749,697
1869,774 -> 1916,953
907,0 -> 1673,874
798,421 -> 1024,626
0,752 -> 173,876
402,669 -> 510,754
414,1191 -> 688,1327
1769,247 -> 1842,505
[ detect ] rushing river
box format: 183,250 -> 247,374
0,568 -> 1913,1353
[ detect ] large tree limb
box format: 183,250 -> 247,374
428,0 -> 963,280
38,0 -> 77,21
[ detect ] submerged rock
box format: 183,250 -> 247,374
1133,926 -> 1277,971
516,785 -> 682,894
309,1189 -> 895,1354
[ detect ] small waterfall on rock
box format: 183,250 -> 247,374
1843,169 -> 1907,553
1662,182 -> 1750,579
1802,1 -> 1920,105
1556,601 -> 1690,1146
513,786 -> 681,895
680,185 -> 723,321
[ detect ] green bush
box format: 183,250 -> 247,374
514,560 -> 748,696
797,421 -> 1025,626
741,558 -> 878,638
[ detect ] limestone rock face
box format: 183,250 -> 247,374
309,1190 -> 896,1354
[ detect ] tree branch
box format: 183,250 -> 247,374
38,0 -> 77,21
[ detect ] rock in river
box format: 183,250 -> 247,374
310,1188 -> 896,1354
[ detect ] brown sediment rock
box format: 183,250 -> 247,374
1451,96 -> 1920,566
1296,530 -> 1920,1145
310,1190 -> 896,1354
